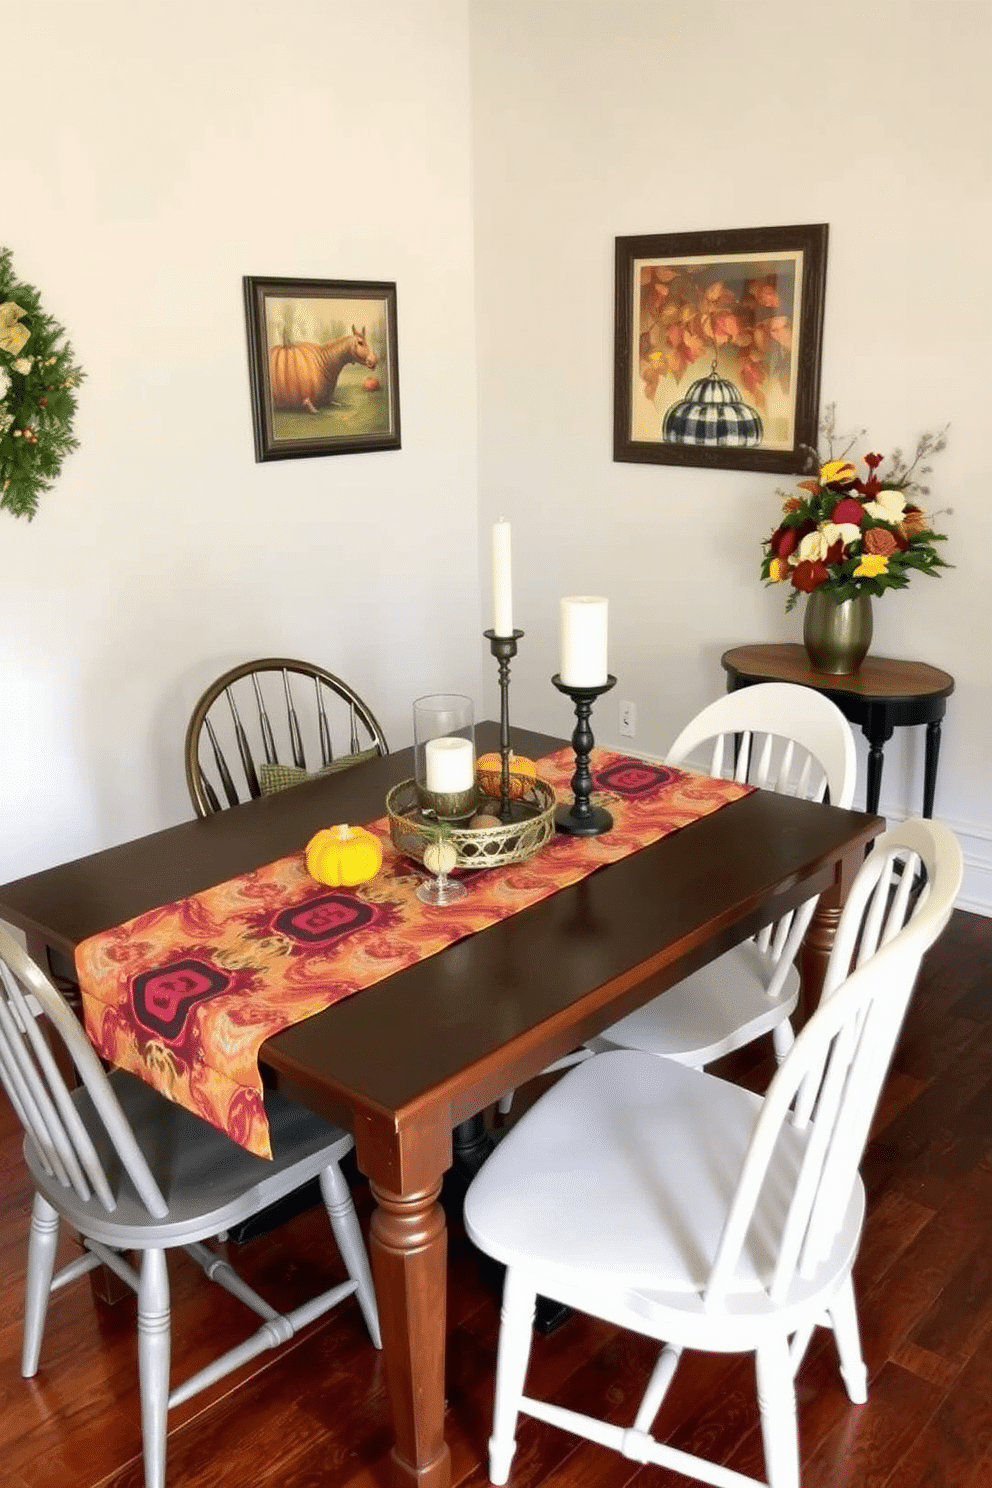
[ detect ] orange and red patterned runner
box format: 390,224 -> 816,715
76,749 -> 751,1157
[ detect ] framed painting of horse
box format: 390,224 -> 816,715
613,224 -> 827,474
243,276 -> 400,461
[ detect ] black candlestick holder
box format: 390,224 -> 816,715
552,673 -> 617,836
484,628 -> 525,820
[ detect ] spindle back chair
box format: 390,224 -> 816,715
0,928 -> 381,1488
184,657 -> 387,818
467,818 -> 963,1488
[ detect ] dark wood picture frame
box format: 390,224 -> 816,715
244,276 -> 400,462
613,223 -> 828,474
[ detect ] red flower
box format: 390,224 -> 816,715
769,519 -> 814,560
864,452 -> 884,469
831,497 -> 865,526
791,559 -> 829,592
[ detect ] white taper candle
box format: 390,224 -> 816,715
492,518 -> 513,636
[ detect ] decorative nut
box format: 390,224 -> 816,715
423,839 -> 458,876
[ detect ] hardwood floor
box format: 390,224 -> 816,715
1,907 -> 990,1488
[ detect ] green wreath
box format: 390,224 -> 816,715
1,246 -> 85,521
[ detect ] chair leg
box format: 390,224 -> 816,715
755,1336 -> 800,1488
489,1269 -> 536,1486
137,1249 -> 171,1488
22,1193 -> 59,1377
828,1275 -> 868,1404
318,1164 -> 381,1348
771,1018 -> 795,1065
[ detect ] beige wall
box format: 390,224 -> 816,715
470,0 -> 992,912
2,0 -> 990,913
0,0 -> 482,883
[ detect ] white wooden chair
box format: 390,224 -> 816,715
498,683 -> 858,1114
466,818 -> 962,1488
0,929 -> 381,1488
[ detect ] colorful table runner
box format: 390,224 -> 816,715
76,749 -> 751,1157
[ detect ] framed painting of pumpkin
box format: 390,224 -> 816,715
613,224 -> 828,475
243,275 -> 400,461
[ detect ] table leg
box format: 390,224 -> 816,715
798,839 -> 876,1025
369,1178 -> 451,1488
451,1113 -> 495,1184
923,719 -> 943,818
864,738 -> 885,816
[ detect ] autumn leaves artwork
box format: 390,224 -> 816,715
613,226 -> 828,475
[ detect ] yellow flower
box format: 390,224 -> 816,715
820,458 -> 856,486
0,301 -> 29,355
853,553 -> 889,578
768,557 -> 788,581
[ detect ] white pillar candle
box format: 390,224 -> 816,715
492,518 -> 513,636
425,736 -> 475,793
560,596 -> 609,687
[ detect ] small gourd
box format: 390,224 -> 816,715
305,824 -> 383,887
476,751 -> 538,799
423,838 -> 458,877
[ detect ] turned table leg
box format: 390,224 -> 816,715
369,1177 -> 451,1488
923,719 -> 943,819
799,835 -> 882,1025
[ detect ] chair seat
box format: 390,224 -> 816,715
24,1068 -> 355,1249
591,942 -> 801,1066
466,1051 -> 864,1335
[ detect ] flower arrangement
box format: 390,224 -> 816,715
0,246 -> 85,521
761,405 -> 951,611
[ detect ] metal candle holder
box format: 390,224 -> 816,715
484,628 -> 525,820
551,672 -> 617,836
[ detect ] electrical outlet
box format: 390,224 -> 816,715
619,700 -> 636,738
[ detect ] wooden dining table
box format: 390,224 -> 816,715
0,722 -> 883,1488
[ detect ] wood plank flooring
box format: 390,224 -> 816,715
0,906 -> 989,1487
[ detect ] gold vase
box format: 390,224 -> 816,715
803,590 -> 873,675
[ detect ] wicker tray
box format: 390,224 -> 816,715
386,777 -> 556,870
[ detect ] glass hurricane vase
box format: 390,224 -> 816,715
803,589 -> 873,675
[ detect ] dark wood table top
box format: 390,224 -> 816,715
722,643 -> 954,703
0,720 -> 882,1132
0,719 -> 880,1125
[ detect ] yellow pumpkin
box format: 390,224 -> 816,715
305,824 -> 383,887
476,751 -> 538,799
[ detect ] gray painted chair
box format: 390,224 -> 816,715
0,929 -> 380,1488
185,656 -> 388,818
